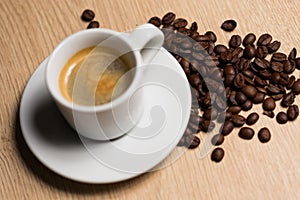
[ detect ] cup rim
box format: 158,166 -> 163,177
46,28 -> 143,113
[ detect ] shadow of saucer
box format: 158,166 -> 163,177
14,98 -> 150,194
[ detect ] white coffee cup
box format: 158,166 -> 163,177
46,23 -> 164,140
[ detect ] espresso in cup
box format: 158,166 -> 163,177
59,46 -> 132,106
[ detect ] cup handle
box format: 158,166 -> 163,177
128,23 -> 164,64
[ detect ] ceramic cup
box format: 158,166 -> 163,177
46,23 -> 164,140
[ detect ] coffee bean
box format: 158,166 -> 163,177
243,70 -> 255,79
257,33 -> 272,46
211,147 -> 225,162
242,85 -> 257,99
241,100 -> 253,111
256,87 -> 268,94
258,127 -> 271,143
162,12 -> 176,25
254,76 -> 268,87
81,9 -> 95,22
227,106 -> 242,114
271,52 -> 287,62
286,75 -> 296,89
233,73 -> 245,89
295,58 -> 300,70
243,33 -> 256,46
287,105 -> 299,121
283,60 -> 295,74
267,41 -> 281,53
189,21 -> 198,32
292,79 -> 300,94
271,94 -> 283,101
229,35 -> 242,48
281,92 -> 295,107
271,62 -> 284,72
214,44 -> 228,54
221,121 -> 234,136
185,135 -> 200,149
221,19 -> 237,32
252,92 -> 265,104
217,112 -> 232,123
243,45 -> 256,59
211,134 -> 224,146
262,98 -> 276,111
254,58 -> 267,70
205,31 -> 217,42
263,110 -> 275,118
203,109 -> 218,120
276,112 -> 288,124
232,114 -> 246,127
256,46 -> 268,59
87,21 -> 100,29
246,112 -> 259,125
148,16 -> 162,27
235,91 -> 247,105
174,18 -> 188,28
267,84 -> 282,94
238,127 -> 255,140
201,120 -> 215,132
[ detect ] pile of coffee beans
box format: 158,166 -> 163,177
148,12 -> 300,163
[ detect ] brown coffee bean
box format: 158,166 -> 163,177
287,105 -> 299,121
243,70 -> 255,79
257,33 -> 272,46
254,58 -> 267,70
162,12 -> 176,25
271,94 -> 283,101
241,100 -> 253,111
288,48 -> 297,60
81,9 -> 95,22
276,112 -> 288,124
203,109 -> 218,120
201,120 -> 215,132
256,46 -> 268,59
174,18 -> 188,28
271,52 -> 287,62
221,19 -> 237,32
232,115 -> 246,127
267,84 -> 282,94
221,121 -> 234,136
242,85 -> 257,98
256,87 -> 268,94
189,74 -> 201,87
246,112 -> 259,125
243,33 -> 256,46
229,35 -> 242,48
267,41 -> 281,53
271,62 -> 284,72
258,127 -> 271,143
211,134 -> 224,146
233,73 -> 245,89
262,98 -> 276,111
214,44 -> 228,54
283,60 -> 295,74
205,31 -> 217,42
211,147 -> 225,163
148,16 -> 162,27
254,77 -> 268,87
270,72 -> 281,84
295,58 -> 300,69
227,106 -> 242,114
252,92 -> 265,104
286,75 -> 296,89
87,21 -> 100,29
189,21 -> 198,32
235,91 -> 247,105
281,92 -> 295,107
263,110 -> 275,118
238,127 -> 255,140
244,45 -> 256,59
292,79 -> 300,94
185,135 -> 200,149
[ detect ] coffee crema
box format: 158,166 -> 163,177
59,46 -> 132,106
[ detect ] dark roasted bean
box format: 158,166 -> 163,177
185,135 -> 201,149
205,31 -> 217,42
281,92 -> 295,107
211,147 -> 225,162
87,21 -> 100,29
221,19 -> 237,32
241,100 -> 253,111
287,105 -> 299,121
174,18 -> 188,28
242,85 -> 257,98
232,114 -> 246,127
283,60 -> 295,74
81,9 -> 95,22
276,112 -> 288,124
288,48 -> 297,60
262,97 -> 276,111
233,74 -> 245,89
286,75 -> 296,89
254,58 -> 267,70
271,52 -> 287,62
190,22 -> 198,32
214,44 -> 228,54
148,16 -> 162,27
238,127 -> 255,140
258,128 -> 271,143
227,105 -> 242,114
252,92 -> 265,104
243,45 -> 256,59
221,121 -> 234,136
271,61 -> 284,72
267,41 -> 281,53
257,33 -> 272,46
162,12 -> 176,25
211,134 -> 224,146
246,112 -> 259,125
243,33 -> 256,46
271,93 -> 283,101
229,35 -> 242,48
263,110 -> 275,118
254,76 -> 268,87
292,79 -> 300,94
256,46 -> 268,59
295,58 -> 300,70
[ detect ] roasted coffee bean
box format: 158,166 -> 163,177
189,74 -> 201,87
262,98 -> 276,111
270,72 -> 281,84
267,84 -> 282,94
229,35 -> 242,48
252,92 -> 265,104
242,85 -> 257,98
258,70 -> 272,79
254,76 -> 268,87
258,128 -> 271,143
286,75 -> 296,89
256,87 -> 267,94
263,110 -> 275,118
267,41 -> 281,53
243,33 -> 256,46
281,92 -> 295,107
81,9 -> 95,22
148,16 -> 162,27
254,58 -> 267,70
271,93 -> 283,101
214,44 -> 228,54
292,79 -> 300,94
202,120 -> 216,132
271,61 -> 284,72
295,58 -> 300,70
174,18 -> 188,28
276,112 -> 288,124
211,147 -> 225,163
235,91 -> 247,105
271,52 -> 287,62
190,22 -> 198,32
238,127 -> 255,140
287,105 -> 299,121
241,100 -> 253,111
162,12 -> 176,25
203,109 -> 218,120
221,121 -> 234,136
227,106 -> 242,114
221,19 -> 237,32
243,70 -> 255,79
233,73 -> 245,89
257,33 -> 272,46
232,114 -> 246,127
246,112 -> 259,125
256,46 -> 268,59
87,21 -> 100,29
243,45 -> 256,59
288,48 -> 297,60
283,60 -> 295,74
205,31 -> 217,42
229,91 -> 238,105
185,135 -> 200,149
211,134 -> 224,146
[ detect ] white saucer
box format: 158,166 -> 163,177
19,48 -> 191,184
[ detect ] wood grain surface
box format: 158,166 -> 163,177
1,0 -> 300,199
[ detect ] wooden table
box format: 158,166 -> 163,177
1,0 -> 300,199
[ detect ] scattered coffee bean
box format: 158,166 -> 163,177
162,12 -> 176,25
281,92 -> 295,107
242,85 -> 257,99
227,106 -> 242,114
244,45 -> 256,59
246,112 -> 259,125
229,35 -> 242,48
243,33 -> 256,46
258,127 -> 271,143
267,41 -> 281,53
221,19 -> 237,32
205,31 -> 217,42
185,135 -> 200,149
241,100 -> 253,111
211,134 -> 224,146
211,147 -> 225,162
292,79 -> 300,94
276,112 -> 288,124
221,121 -> 234,136
287,105 -> 299,121
81,9 -> 95,22
87,21 -> 100,29
263,110 -> 275,118
238,127 -> 255,140
257,33 -> 272,46
232,114 -> 246,127
148,16 -> 162,27
252,92 -> 265,104
262,98 -> 276,111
